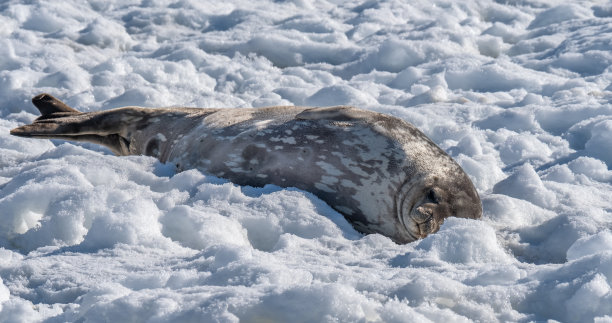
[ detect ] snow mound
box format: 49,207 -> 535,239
1,0 -> 612,321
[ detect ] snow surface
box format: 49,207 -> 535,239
1,0 -> 612,322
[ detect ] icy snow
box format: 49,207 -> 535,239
0,0 -> 612,322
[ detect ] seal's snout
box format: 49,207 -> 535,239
413,205 -> 432,222
404,182 -> 482,241
412,204 -> 441,238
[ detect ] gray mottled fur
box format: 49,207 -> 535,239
11,94 -> 482,243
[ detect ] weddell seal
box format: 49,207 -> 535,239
10,93 -> 482,243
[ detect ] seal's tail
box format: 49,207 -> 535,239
10,94 -> 132,155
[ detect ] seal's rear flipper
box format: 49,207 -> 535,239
10,94 -> 134,155
10,94 -> 85,138
31,93 -> 81,119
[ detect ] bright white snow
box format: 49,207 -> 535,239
1,0 -> 612,322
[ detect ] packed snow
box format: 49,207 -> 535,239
1,0 -> 612,322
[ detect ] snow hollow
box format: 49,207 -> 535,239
1,0 -> 612,322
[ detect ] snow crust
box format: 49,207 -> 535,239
1,0 -> 612,321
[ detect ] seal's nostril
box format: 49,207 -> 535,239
413,206 -> 433,224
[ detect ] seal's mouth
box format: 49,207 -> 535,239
399,205 -> 435,241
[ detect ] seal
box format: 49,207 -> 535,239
10,93 -> 482,243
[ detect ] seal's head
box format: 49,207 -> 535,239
399,172 -> 482,242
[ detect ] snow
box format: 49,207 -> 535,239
0,0 -> 611,321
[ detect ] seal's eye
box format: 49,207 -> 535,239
427,189 -> 439,204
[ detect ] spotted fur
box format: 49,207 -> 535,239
11,94 -> 482,243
